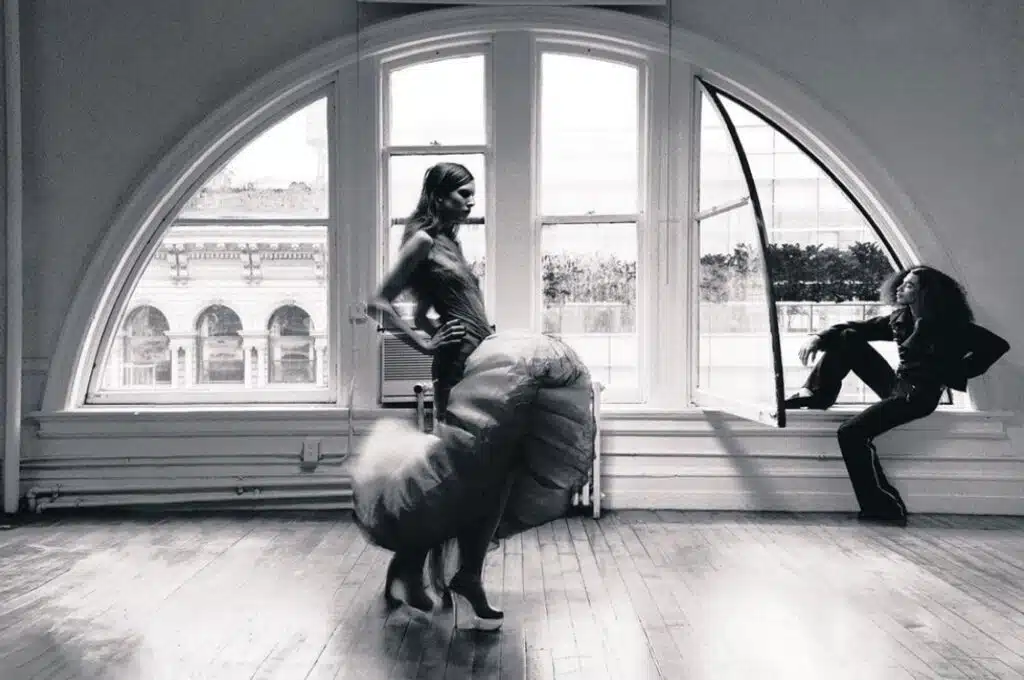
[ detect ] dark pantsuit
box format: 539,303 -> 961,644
804,328 -> 942,516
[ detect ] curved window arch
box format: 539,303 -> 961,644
82,93 -> 333,405
45,6 -> 951,412
695,82 -> 954,409
267,305 -> 316,384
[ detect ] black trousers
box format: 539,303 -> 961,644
803,329 -> 943,515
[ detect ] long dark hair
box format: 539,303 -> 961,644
400,162 -> 475,246
880,264 -> 974,325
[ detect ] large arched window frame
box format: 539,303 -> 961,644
43,6 -> 949,415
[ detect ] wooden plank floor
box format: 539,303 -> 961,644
0,511 -> 1021,680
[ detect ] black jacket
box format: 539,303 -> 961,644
816,308 -> 1010,392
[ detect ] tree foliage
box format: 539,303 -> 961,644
701,241 -> 893,303
530,242 -> 892,306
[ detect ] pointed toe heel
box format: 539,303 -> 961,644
452,590 -> 504,631
448,574 -> 503,632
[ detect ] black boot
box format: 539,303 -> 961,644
448,571 -> 503,631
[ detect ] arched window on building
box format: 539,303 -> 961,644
121,306 -> 172,386
267,305 -> 315,384
196,304 -> 245,384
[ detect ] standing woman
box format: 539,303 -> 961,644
367,162 -> 505,628
785,265 -> 1009,526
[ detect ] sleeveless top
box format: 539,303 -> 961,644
408,232 -> 493,343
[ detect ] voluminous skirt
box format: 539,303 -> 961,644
351,331 -> 596,553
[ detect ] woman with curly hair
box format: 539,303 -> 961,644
784,265 -> 1009,526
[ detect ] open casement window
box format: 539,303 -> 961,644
87,92 -> 334,404
692,80 -> 954,420
693,82 -> 787,427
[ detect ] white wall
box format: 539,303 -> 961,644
15,0 -> 1024,512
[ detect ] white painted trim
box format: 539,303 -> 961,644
4,0 -> 23,514
44,5 -> 945,414
28,403 -> 1014,439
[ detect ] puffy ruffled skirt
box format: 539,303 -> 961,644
351,331 -> 596,552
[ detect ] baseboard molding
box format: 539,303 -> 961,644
604,488 -> 1024,516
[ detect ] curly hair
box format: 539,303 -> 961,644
880,264 -> 974,324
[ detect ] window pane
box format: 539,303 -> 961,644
697,206 -> 776,403
722,98 -> 904,405
268,305 -> 317,384
388,55 -> 486,147
180,99 -> 328,219
541,222 -> 638,391
699,94 -> 747,211
95,224 -> 329,396
540,53 -> 639,215
121,306 -> 172,386
386,153 -> 486,316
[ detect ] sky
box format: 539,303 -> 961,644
208,52 -> 872,261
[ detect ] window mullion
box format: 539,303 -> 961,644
647,53 -> 694,408
490,31 -> 537,331
342,58 -> 382,409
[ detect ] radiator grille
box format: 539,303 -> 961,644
379,332 -> 433,403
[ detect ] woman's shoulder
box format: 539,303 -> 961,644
406,230 -> 434,250
398,230 -> 435,263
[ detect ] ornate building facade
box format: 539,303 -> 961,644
99,225 -> 328,391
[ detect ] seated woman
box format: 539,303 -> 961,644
357,162 -> 595,631
785,265 -> 1009,526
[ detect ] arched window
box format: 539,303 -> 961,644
196,305 -> 245,384
53,8 -> 945,415
82,96 -> 331,404
120,306 -> 171,387
268,305 -> 316,384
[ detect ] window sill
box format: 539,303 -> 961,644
28,402 -> 1014,440
601,402 -> 1012,418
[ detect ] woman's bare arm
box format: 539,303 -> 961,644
367,231 -> 464,354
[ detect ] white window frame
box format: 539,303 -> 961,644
84,85 -> 341,405
44,6 -> 952,415
533,40 -> 651,404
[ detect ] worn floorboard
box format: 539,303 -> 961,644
0,511 -> 1020,679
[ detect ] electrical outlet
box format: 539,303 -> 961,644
301,437 -> 321,466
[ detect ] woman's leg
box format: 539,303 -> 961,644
384,546 -> 432,612
836,384 -> 942,521
798,328 -> 898,407
448,478 -> 514,629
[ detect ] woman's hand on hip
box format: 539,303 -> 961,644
426,320 -> 466,353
